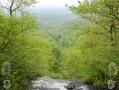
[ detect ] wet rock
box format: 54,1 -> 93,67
65,80 -> 83,90
73,85 -> 90,90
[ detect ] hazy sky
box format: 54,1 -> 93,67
37,0 -> 79,7
0,0 -> 79,7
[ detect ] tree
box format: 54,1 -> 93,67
67,0 -> 119,86
0,11 -> 59,90
0,0 -> 36,16
70,0 -> 119,45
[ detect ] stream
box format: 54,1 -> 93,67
29,76 -> 90,90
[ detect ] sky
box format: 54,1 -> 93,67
36,0 -> 79,7
0,0 -> 79,7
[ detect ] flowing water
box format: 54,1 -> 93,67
30,76 -> 90,90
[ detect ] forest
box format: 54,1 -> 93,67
0,0 -> 119,90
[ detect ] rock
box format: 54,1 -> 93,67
73,85 -> 90,90
65,80 -> 83,90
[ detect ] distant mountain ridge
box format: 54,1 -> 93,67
27,5 -> 78,31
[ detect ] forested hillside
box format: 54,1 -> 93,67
0,0 -> 119,90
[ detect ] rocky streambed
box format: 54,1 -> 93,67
29,76 -> 90,90
28,76 -> 119,90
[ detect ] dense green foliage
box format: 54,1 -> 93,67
67,0 -> 119,86
0,11 -> 59,89
0,0 -> 119,89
